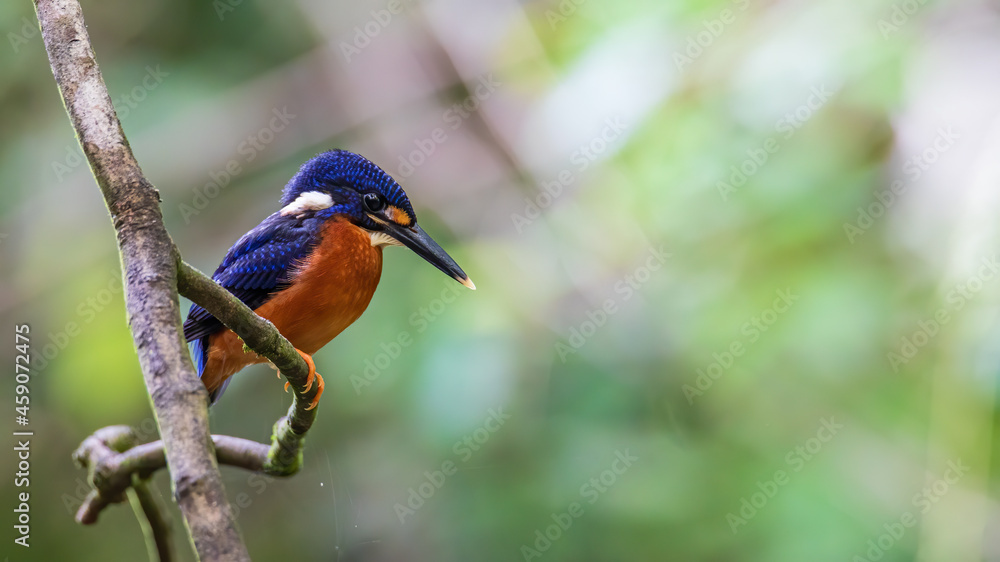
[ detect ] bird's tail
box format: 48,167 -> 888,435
190,337 -> 230,404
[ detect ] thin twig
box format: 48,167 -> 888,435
73,430 -> 271,525
128,476 -> 173,562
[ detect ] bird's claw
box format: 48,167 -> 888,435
283,349 -> 323,410
304,373 -> 324,411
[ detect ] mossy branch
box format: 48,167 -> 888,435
175,260 -> 320,475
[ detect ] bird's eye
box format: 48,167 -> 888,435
363,192 -> 386,213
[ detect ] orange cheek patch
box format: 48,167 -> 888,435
387,205 -> 413,226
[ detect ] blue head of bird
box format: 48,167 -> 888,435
279,149 -> 475,289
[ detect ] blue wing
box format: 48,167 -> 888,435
183,213 -> 326,341
183,213 -> 326,401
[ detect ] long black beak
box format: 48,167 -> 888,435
380,221 -> 475,290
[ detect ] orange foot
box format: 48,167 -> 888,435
278,349 -> 325,410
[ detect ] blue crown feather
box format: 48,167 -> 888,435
280,150 -> 415,221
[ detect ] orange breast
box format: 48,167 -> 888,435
201,218 -> 383,393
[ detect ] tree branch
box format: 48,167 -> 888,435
36,0 -> 331,557
34,0 -> 249,559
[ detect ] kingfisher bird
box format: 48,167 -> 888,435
183,150 -> 475,409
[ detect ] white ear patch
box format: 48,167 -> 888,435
369,230 -> 403,248
280,191 -> 334,217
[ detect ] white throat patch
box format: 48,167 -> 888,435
369,230 -> 403,248
280,191 -> 334,217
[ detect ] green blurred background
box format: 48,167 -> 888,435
3,0 -> 1000,560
